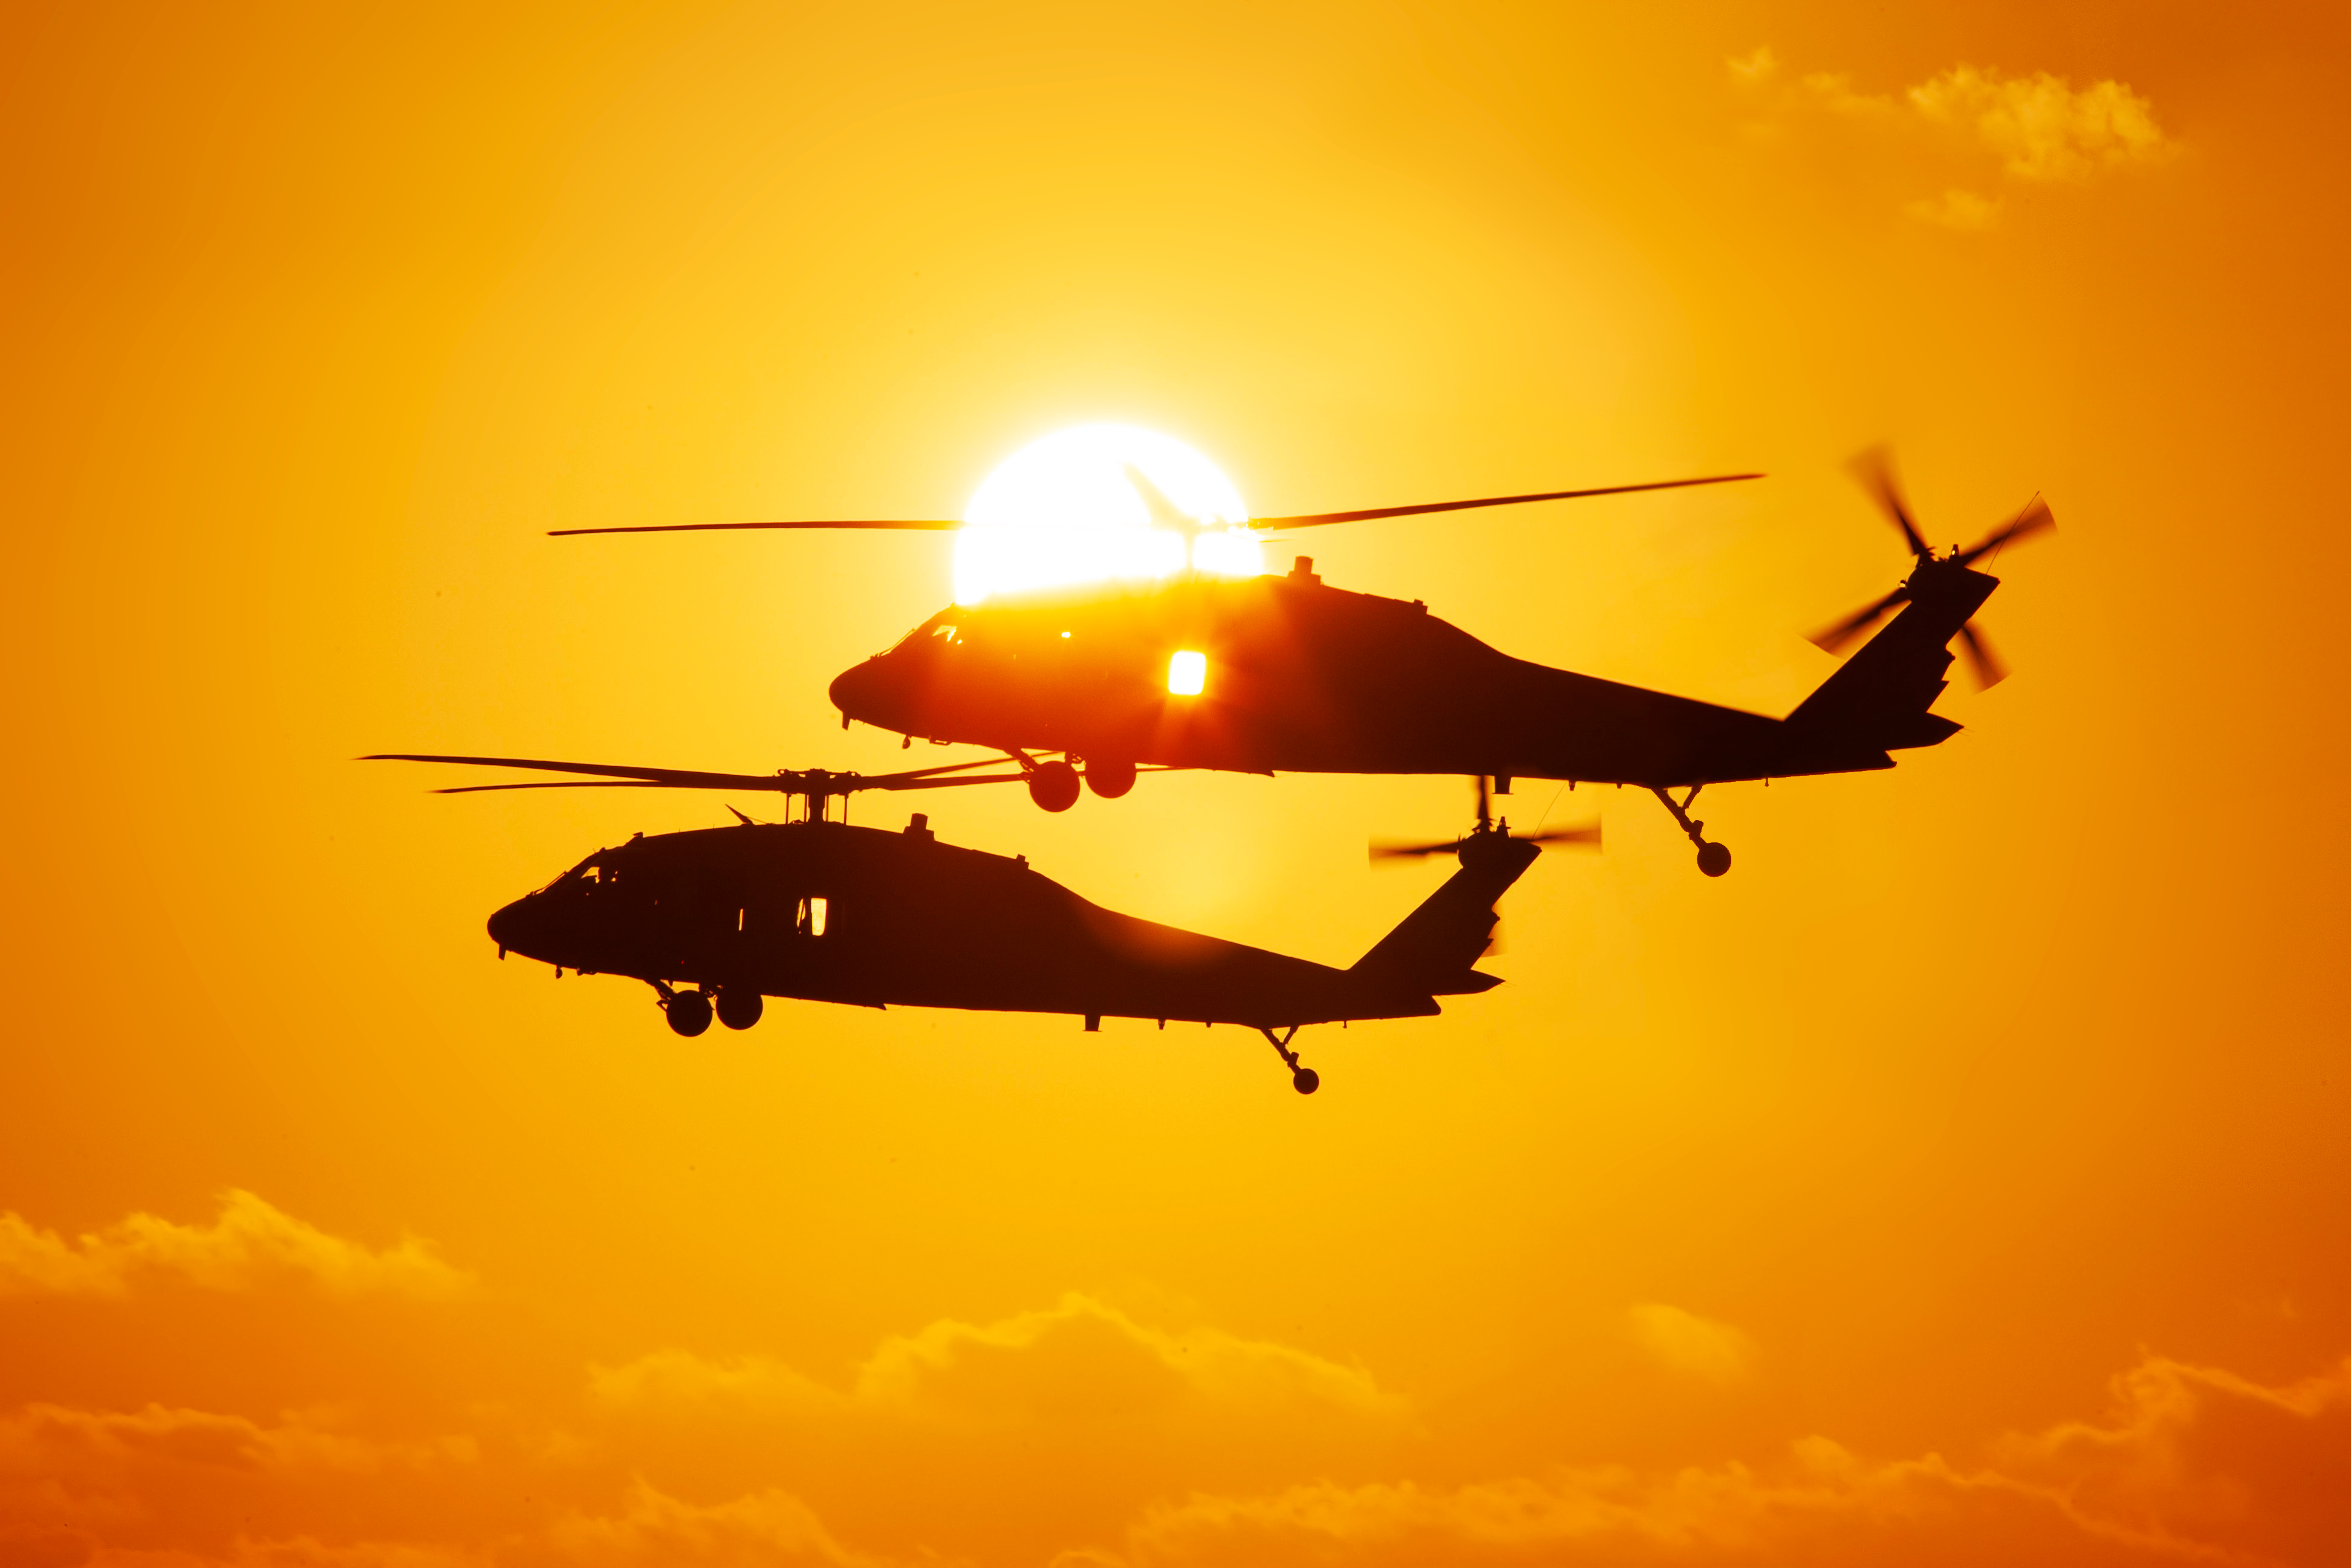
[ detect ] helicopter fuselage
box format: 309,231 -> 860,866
486,815 -> 1480,1029
826,559 -> 1992,789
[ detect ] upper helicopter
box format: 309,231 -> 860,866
558,429 -> 2050,876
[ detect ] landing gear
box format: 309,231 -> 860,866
714,988 -> 764,1030
1027,760 -> 1081,812
1082,756 -> 1136,799
1261,1025 -> 1319,1095
663,987 -> 713,1037
1652,786 -> 1732,877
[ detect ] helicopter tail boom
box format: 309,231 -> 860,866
1780,565 -> 1995,763
1347,834 -> 1541,998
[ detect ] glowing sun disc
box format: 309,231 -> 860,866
955,425 -> 1259,603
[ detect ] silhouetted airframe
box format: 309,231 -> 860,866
364,758 -> 1591,1093
559,457 -> 2052,876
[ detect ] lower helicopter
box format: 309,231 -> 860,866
365,755 -> 1599,1093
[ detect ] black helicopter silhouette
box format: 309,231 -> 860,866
363,754 -> 1597,1093
556,454 -> 2050,876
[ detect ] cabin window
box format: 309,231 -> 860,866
1167,649 -> 1206,695
797,896 -> 829,937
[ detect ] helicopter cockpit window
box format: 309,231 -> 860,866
888,609 -> 961,654
796,896 -> 828,937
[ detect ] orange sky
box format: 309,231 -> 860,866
6,3 -> 2349,1564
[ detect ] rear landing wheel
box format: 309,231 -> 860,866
1028,760 -> 1081,813
1696,841 -> 1732,877
1084,756 -> 1136,799
666,991 -> 713,1037
715,989 -> 763,1030
1292,1067 -> 1321,1095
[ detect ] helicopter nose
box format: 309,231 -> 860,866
486,894 -> 542,958
829,657 -> 900,729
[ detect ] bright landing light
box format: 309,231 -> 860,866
954,424 -> 1261,603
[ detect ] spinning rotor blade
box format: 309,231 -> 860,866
1953,496 -> 2056,568
1249,473 -> 1763,531
1370,838 -> 1464,862
1956,622 -> 2008,690
1807,585 -> 1911,653
548,518 -> 963,537
1850,447 -> 1931,558
1368,819 -> 1602,862
361,752 -> 1026,795
1519,821 -> 1603,848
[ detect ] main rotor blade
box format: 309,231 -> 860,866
1956,622 -> 2008,690
1807,587 -> 1910,652
1249,473 -> 1763,531
1850,447 -> 1931,558
361,752 -> 1023,794
548,518 -> 963,538
1954,496 -> 2055,568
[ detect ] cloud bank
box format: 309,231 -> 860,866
0,1191 -> 471,1301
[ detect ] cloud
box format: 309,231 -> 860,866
594,1293 -> 1399,1434
1907,188 -> 2001,232
1113,1352 -> 2351,1567
1625,1303 -> 1754,1387
1908,67 -> 2171,181
0,1191 -> 470,1301
1728,50 -> 2173,227
15,1309 -> 2346,1568
854,1293 -> 1397,1426
540,1479 -> 894,1568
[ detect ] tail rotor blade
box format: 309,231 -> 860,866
1518,821 -> 1602,849
1370,838 -> 1462,863
1954,496 -> 2055,568
1808,587 -> 1910,652
1957,622 -> 2008,690
1850,447 -> 1931,558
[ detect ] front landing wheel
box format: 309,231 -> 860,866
1027,760 -> 1081,813
1292,1067 -> 1321,1095
666,991 -> 714,1037
1696,841 -> 1732,877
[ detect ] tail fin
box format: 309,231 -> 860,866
1350,836 -> 1541,997
1784,567 -> 1997,761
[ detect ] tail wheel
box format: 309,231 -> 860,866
1027,760 -> 1081,813
715,989 -> 764,1030
1084,756 -> 1137,799
666,991 -> 714,1037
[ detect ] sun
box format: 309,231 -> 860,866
954,424 -> 1261,603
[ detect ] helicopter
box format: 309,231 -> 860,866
363,753 -> 1599,1094
557,455 -> 2050,876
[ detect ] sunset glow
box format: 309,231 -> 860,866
9,5 -> 2350,1567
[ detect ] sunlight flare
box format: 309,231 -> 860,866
955,424 -> 1258,603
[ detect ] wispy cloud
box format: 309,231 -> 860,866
1625,1303 -> 1754,1386
0,1190 -> 471,1300
1729,50 -> 2174,229
1908,66 -> 2171,182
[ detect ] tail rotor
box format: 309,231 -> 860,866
1807,450 -> 2054,690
